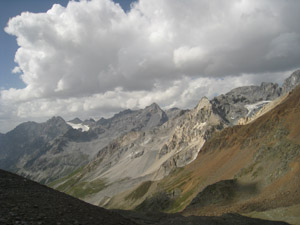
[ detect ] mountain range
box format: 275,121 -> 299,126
0,70 -> 300,224
106,71 -> 300,225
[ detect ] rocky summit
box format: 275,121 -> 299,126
211,70 -> 300,125
282,70 -> 300,93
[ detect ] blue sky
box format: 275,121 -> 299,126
0,0 -> 135,90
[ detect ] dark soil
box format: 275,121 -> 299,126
0,169 -> 137,225
0,169 -> 289,225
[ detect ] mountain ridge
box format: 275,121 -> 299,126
48,70 -> 300,209
1,70 -> 300,225
0,103 -> 169,183
110,83 -> 300,225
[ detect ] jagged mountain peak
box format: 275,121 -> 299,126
140,102 -> 168,128
282,69 -> 300,93
195,97 -> 210,109
85,118 -> 95,122
145,102 -> 161,110
68,118 -> 82,124
46,116 -> 66,125
82,118 -> 96,126
260,82 -> 280,93
193,97 -> 213,116
143,103 -> 165,115
96,117 -> 107,125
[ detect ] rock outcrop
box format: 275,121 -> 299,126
211,82 -> 281,125
282,70 -> 300,93
211,70 -> 300,125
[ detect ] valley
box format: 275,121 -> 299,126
1,70 -> 300,224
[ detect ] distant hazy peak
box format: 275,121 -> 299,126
84,118 -> 95,122
166,107 -> 180,111
144,102 -> 163,112
68,118 -> 82,124
146,102 -> 159,108
47,116 -> 66,124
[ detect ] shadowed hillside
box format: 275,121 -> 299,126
0,169 -> 138,225
0,169 -> 290,225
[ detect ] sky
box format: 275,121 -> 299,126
0,0 -> 300,133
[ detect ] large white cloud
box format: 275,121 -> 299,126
1,0 -> 300,132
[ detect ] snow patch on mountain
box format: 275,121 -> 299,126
245,101 -> 271,117
67,122 -> 90,132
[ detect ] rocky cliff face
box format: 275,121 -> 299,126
282,70 -> 300,93
94,103 -> 168,134
50,110 -> 186,206
155,97 -> 225,177
210,82 -> 281,125
0,104 -> 169,183
117,83 -> 300,225
211,70 -> 300,125
52,97 -> 226,208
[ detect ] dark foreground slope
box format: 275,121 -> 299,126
0,169 -> 137,225
0,169 -> 289,225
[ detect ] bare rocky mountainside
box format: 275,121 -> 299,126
108,74 -> 300,225
49,96 -> 226,207
48,70 -> 300,208
0,103 -> 169,183
0,70 -> 300,224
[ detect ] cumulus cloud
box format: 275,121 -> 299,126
1,0 -> 300,132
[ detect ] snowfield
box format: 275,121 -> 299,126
67,122 -> 90,132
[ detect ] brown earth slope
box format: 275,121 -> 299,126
0,169 -> 290,225
183,84 -> 300,220
111,85 -> 300,224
